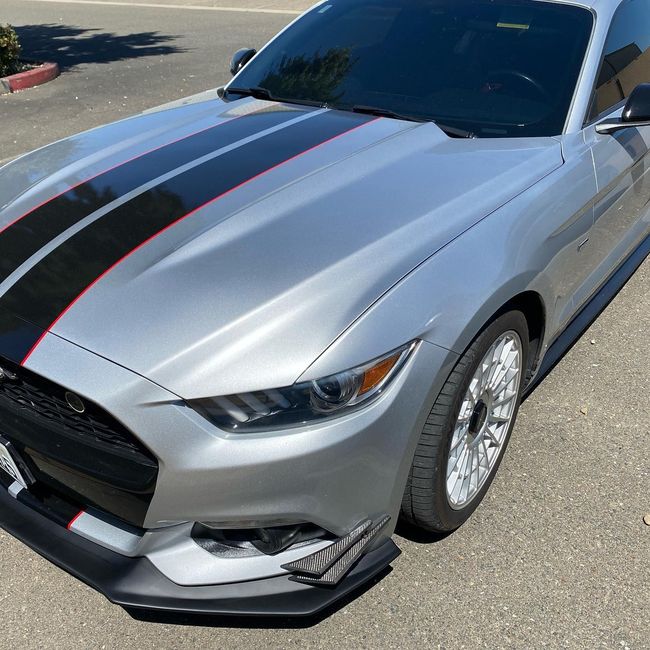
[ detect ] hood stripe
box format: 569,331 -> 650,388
2,110 -> 376,365
0,310 -> 45,364
0,103 -> 305,285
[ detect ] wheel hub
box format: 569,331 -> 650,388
468,397 -> 489,438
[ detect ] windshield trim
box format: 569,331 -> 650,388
562,4 -> 598,133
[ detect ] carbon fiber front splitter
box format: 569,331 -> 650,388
0,487 -> 400,617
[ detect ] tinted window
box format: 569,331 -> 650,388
231,0 -> 593,137
590,0 -> 650,119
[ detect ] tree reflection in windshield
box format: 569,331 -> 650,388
258,48 -> 356,105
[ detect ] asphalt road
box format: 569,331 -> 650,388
0,1 -> 649,648
0,0 -> 305,164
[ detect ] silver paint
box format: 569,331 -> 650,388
0,0 -> 647,590
70,511 -> 143,555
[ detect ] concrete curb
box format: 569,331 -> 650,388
0,61 -> 60,94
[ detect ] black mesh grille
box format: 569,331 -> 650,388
0,358 -> 142,456
0,356 -> 158,527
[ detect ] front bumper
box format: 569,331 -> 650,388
22,334 -> 455,536
0,485 -> 399,616
1,334 -> 456,611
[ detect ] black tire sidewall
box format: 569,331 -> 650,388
430,310 -> 529,530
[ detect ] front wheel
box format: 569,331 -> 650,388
401,310 -> 529,532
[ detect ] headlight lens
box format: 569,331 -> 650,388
190,341 -> 417,432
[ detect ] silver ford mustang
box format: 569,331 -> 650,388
0,0 -> 648,617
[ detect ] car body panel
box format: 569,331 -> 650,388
586,109 -> 650,297
23,326 -> 456,540
0,98 -> 561,397
0,95 -> 249,212
0,0 -> 648,617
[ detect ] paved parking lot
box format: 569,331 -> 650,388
1,1 -> 649,647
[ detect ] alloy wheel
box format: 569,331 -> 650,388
445,330 -> 523,509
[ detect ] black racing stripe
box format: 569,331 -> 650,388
0,310 -> 45,364
1,110 -> 373,358
0,105 -> 304,283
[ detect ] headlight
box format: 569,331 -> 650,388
190,341 -> 417,432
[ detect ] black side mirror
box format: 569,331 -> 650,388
596,83 -> 650,134
230,48 -> 257,76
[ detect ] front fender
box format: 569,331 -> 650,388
301,156 -> 593,382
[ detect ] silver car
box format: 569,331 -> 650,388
0,0 -> 648,616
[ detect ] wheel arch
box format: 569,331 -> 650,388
483,290 -> 546,385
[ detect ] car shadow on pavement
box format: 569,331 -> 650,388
394,519 -> 453,544
123,566 -> 394,629
14,23 -> 185,70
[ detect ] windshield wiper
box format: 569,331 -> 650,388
226,85 -> 273,100
351,105 -> 474,138
222,91 -> 474,137
224,86 -> 324,108
351,105 -> 427,123
434,123 -> 475,139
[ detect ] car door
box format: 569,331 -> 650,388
581,0 -> 650,308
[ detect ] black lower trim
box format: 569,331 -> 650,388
526,234 -> 650,394
0,488 -> 400,616
286,516 -> 390,586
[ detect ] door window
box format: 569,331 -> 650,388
589,0 -> 650,120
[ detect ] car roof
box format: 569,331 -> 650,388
544,0 -> 620,12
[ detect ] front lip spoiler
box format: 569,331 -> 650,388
0,487 -> 400,617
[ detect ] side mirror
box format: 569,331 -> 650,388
230,48 -> 257,76
596,83 -> 650,134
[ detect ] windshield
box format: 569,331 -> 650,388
229,0 -> 593,137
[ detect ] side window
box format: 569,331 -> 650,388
589,0 -> 650,120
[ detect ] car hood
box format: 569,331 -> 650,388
0,98 -> 562,398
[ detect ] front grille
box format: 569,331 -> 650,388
0,359 -> 141,456
0,356 -> 158,527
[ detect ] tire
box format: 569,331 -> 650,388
401,310 -> 530,532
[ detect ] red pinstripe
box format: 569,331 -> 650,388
20,117 -> 380,366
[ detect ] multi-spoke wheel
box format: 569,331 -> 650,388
401,311 -> 529,532
446,331 -> 522,509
